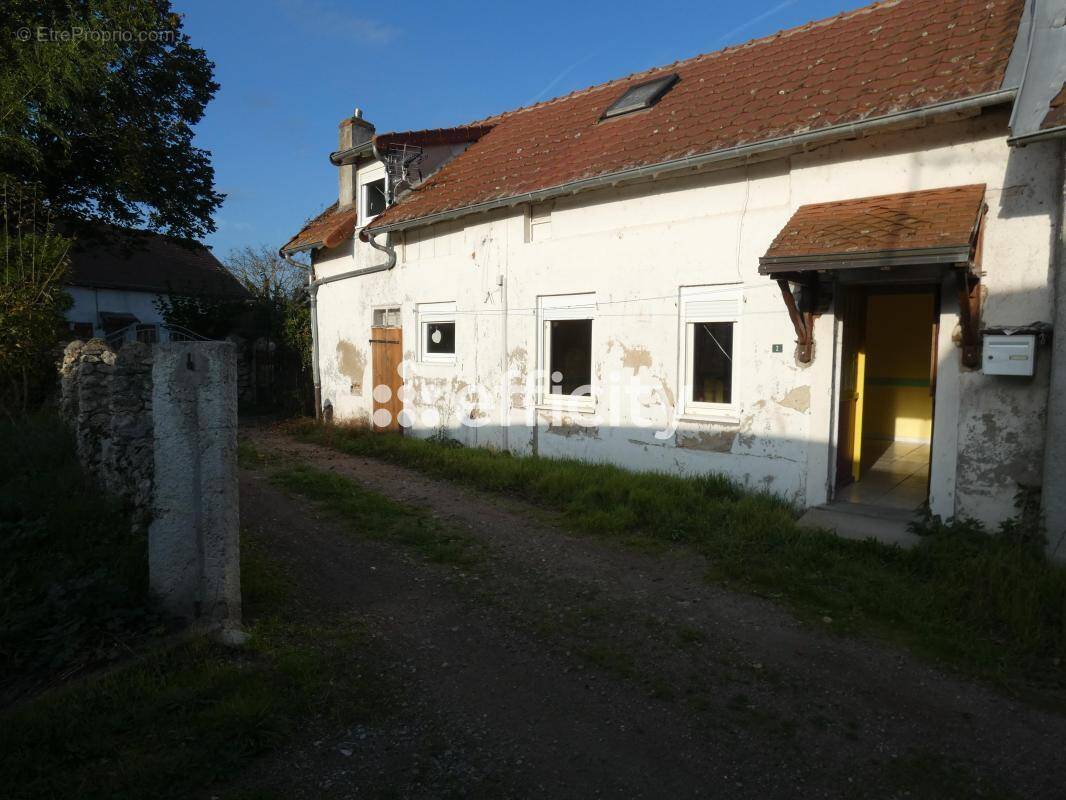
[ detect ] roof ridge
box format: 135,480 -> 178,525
466,0 -> 904,126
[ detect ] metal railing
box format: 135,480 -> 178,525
103,322 -> 210,349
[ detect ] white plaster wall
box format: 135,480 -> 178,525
66,285 -> 166,335
310,110 -> 1058,522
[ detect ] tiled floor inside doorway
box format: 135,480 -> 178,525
835,440 -> 930,510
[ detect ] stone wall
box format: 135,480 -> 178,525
58,339 -> 241,630
60,339 -> 154,529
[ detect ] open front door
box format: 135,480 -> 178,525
370,325 -> 403,432
836,287 -> 866,488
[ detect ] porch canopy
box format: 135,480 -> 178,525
758,184 -> 987,364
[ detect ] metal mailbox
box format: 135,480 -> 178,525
982,334 -> 1036,376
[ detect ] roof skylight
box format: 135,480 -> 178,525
602,74 -> 679,119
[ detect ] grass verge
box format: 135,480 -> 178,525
271,462 -> 484,567
290,420 -> 1066,687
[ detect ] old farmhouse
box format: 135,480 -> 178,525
282,0 -> 1066,547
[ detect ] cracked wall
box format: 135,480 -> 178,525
308,111 -> 1057,522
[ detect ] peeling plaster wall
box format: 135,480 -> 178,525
310,110 -> 1058,523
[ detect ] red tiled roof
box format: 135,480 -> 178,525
362,0 -> 1020,232
1042,83 -> 1066,130
760,184 -> 986,267
281,203 -> 357,253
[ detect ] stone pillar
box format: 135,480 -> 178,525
149,342 -> 241,627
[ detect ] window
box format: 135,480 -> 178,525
69,322 -> 94,340
538,293 -> 596,407
373,307 -> 401,328
602,73 -> 678,119
680,285 -> 742,419
549,320 -> 592,395
524,201 -> 552,243
418,302 -> 456,364
363,178 -> 386,221
691,323 -> 732,404
135,324 -> 159,344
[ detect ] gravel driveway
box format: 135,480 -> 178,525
233,425 -> 1066,799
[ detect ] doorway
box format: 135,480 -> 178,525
834,286 -> 938,510
370,317 -> 403,433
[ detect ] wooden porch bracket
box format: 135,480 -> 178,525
955,269 -> 982,369
777,276 -> 818,363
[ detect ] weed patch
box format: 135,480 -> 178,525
271,463 -> 484,567
238,437 -> 267,469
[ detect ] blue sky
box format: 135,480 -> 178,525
177,0 -> 871,259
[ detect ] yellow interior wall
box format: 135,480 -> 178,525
863,293 -> 934,442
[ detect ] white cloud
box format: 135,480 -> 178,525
276,0 -> 396,43
712,0 -> 801,47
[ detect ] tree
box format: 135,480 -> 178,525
226,245 -> 306,299
223,245 -> 313,413
153,292 -> 244,341
0,1 -> 222,240
0,184 -> 72,416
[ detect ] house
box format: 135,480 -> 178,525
65,224 -> 251,344
281,0 -> 1066,550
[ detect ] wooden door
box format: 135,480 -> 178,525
926,289 -> 941,497
370,326 -> 403,432
836,287 -> 867,488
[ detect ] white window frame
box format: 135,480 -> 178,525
418,302 -> 457,365
537,292 -> 597,411
361,177 -> 387,224
678,284 -> 743,423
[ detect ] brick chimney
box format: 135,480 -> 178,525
338,108 -> 375,208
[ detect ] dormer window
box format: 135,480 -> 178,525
602,73 -> 678,119
363,178 -> 386,221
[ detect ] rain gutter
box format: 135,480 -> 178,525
329,140 -> 375,166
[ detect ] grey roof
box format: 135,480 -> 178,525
1006,0 -> 1066,144
65,224 -> 251,301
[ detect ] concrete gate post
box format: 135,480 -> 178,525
149,342 -> 242,628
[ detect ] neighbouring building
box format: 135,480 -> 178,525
65,224 -> 251,345
282,0 -> 1066,551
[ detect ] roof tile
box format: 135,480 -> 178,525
281,203 -> 357,253
358,0 -> 1017,231
762,184 -> 986,261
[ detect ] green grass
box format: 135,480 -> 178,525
291,420 -> 1066,686
238,437 -> 267,469
0,421 -> 398,799
0,414 -> 159,698
271,462 -> 483,567
0,617 -> 385,800
0,515 -> 395,800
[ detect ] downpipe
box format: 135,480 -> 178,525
281,231 -> 397,421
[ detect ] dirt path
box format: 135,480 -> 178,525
236,425 -> 1066,799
